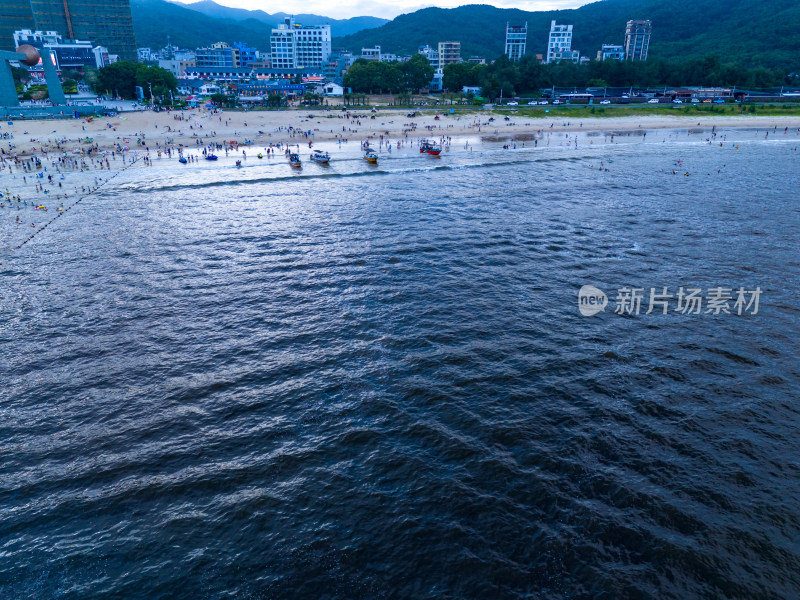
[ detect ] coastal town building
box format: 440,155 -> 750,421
624,20 -> 652,61
505,23 -> 527,62
597,44 -> 625,61
195,43 -> 236,69
158,58 -> 196,77
20,0 -> 136,61
361,46 -> 381,61
437,41 -> 461,67
1,1 -> 36,52
13,29 -> 110,69
418,45 -> 439,70
546,21 -> 573,64
270,17 -> 331,70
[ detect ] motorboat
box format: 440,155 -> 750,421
289,153 -> 302,167
310,150 -> 330,164
178,157 -> 187,164
420,139 -> 442,155
363,150 -> 378,164
205,154 -> 218,161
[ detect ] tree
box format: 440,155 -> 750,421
210,93 -> 228,106
11,65 -> 30,85
95,61 -> 177,99
402,54 -> 434,92
96,61 -> 138,98
135,64 -> 178,99
443,62 -> 481,92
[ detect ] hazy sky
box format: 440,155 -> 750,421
173,0 -> 588,20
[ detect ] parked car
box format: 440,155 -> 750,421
690,98 -> 700,103
507,101 -> 518,106
713,98 -> 725,103
600,100 -> 611,104
552,99 -> 562,105
673,99 -> 683,104
648,98 -> 659,104
702,99 -> 712,103
527,100 -> 538,105
538,100 -> 549,105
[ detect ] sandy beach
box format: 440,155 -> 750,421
3,108 -> 800,157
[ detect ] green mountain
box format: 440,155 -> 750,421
132,0 -> 269,49
176,0 -> 388,37
333,0 -> 800,70
131,0 -> 387,51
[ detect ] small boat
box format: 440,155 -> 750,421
364,150 -> 378,164
289,153 -> 302,167
425,144 -> 442,156
310,150 -> 330,164
420,139 -> 441,155
205,154 -> 218,161
178,157 -> 187,164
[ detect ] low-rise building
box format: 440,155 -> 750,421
418,45 -> 439,70
597,44 -> 624,61
14,29 -> 109,69
361,46 -> 381,61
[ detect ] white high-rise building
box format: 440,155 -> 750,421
270,17 -> 331,70
546,21 -> 573,64
505,22 -> 527,62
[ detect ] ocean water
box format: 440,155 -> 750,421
1,129 -> 799,599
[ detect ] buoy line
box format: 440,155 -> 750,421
11,156 -> 141,251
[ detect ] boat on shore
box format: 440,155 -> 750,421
364,150 -> 378,164
310,150 -> 330,164
289,153 -> 302,167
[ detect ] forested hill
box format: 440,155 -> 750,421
131,0 -> 387,50
333,0 -> 800,70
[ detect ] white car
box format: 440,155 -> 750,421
673,99 -> 683,104
648,98 -> 659,104
600,100 -> 611,105
690,98 -> 700,103
527,100 -> 537,105
538,100 -> 549,105
552,99 -> 562,105
507,101 -> 518,106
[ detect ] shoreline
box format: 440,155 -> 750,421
1,108 -> 799,157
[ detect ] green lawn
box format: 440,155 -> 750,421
488,104 -> 800,119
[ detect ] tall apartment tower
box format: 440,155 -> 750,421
624,20 -> 652,61
505,22 -> 527,62
19,0 -> 138,61
270,17 -> 331,70
0,1 -> 35,52
546,21 -> 573,64
437,41 -> 461,67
